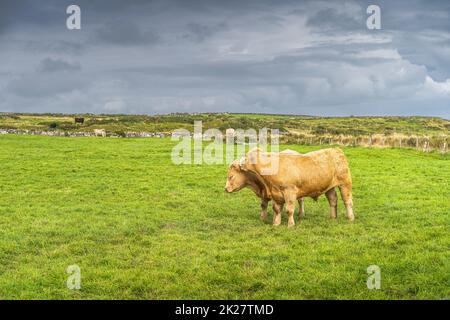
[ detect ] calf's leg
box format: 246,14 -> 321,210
325,188 -> 338,219
260,199 -> 269,221
339,185 -> 355,221
298,198 -> 305,219
272,201 -> 283,226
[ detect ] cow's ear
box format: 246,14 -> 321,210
229,160 -> 239,170
238,156 -> 248,171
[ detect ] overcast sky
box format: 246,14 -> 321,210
0,0 -> 449,117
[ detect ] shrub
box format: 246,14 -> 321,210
114,130 -> 126,137
48,122 -> 58,129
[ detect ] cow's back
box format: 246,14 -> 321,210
296,148 -> 350,187
251,148 -> 350,200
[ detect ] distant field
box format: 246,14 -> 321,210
0,135 -> 448,299
1,112 -> 450,136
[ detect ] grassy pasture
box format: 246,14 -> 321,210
0,135 -> 448,299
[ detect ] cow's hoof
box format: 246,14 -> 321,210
347,215 -> 355,221
260,214 -> 268,221
288,223 -> 295,228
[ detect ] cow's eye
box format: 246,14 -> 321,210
229,175 -> 234,180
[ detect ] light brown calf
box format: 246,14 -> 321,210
225,149 -> 305,222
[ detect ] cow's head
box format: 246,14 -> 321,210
224,158 -> 248,193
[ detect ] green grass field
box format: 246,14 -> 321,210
0,135 -> 448,299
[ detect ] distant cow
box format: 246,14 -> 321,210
225,147 -> 354,226
74,117 -> 84,124
224,149 -> 305,223
94,129 -> 106,137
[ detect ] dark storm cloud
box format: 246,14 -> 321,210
374,0 -> 450,32
0,0 -> 449,117
183,22 -> 228,42
38,57 -> 81,73
7,73 -> 86,98
90,19 -> 160,46
24,40 -> 84,54
0,0 -> 28,34
306,7 -> 364,32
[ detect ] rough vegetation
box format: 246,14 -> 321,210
1,112 -> 449,152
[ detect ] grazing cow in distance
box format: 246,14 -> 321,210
225,149 -> 305,222
94,129 -> 106,137
225,147 -> 354,227
74,117 -> 84,124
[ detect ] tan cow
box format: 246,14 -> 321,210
225,147 -> 354,226
224,149 -> 305,222
94,129 -> 106,137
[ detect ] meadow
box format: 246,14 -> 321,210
0,134 -> 448,299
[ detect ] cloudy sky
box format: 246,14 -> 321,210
1,0 -> 450,117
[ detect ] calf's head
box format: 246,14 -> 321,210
224,159 -> 248,193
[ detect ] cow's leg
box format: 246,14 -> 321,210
325,188 -> 338,219
298,198 -> 305,219
339,185 -> 355,221
286,200 -> 296,227
283,192 -> 296,227
272,201 -> 283,226
260,199 -> 269,221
